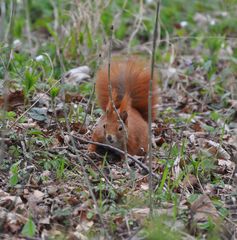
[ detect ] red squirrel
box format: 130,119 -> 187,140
88,58 -> 158,156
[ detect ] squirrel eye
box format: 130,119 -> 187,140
118,124 -> 123,131
103,124 -> 106,129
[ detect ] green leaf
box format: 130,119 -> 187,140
10,161 -> 20,186
158,164 -> 169,193
210,111 -> 220,121
86,25 -> 93,49
6,111 -> 16,120
50,87 -> 60,99
22,217 -> 36,238
79,31 -> 84,44
10,174 -> 18,187
27,129 -> 43,136
22,70 -> 38,96
87,211 -> 94,220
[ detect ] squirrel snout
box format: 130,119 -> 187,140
107,135 -> 114,143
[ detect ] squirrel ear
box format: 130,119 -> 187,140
120,110 -> 128,122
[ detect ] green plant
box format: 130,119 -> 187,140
143,215 -> 183,240
21,217 -> 37,238
22,69 -> 38,99
9,161 -> 20,186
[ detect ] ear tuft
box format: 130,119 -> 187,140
120,110 -> 128,122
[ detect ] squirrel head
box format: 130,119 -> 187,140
103,95 -> 129,148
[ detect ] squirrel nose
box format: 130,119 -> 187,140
107,135 -> 113,143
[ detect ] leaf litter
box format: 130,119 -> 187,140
1,4 -> 237,240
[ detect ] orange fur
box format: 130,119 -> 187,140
95,58 -> 158,121
88,57 -> 158,156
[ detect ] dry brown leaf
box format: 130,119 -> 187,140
183,174 -> 198,190
218,159 -> 235,170
130,207 -> 173,223
0,189 -> 11,197
190,194 -> 219,223
39,217 -> 50,225
173,155 -> 181,179
0,210 -> 27,234
76,220 -> 94,232
0,195 -> 22,209
70,122 -> 87,134
65,92 -> 83,103
0,90 -> 24,111
33,190 -> 45,200
198,138 -> 231,160
228,99 -> 237,111
140,183 -> 149,191
32,93 -> 50,108
47,186 -> 58,196
191,122 -> 203,132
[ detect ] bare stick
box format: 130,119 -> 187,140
79,54 -> 102,133
59,76 -> 109,237
4,0 -> 16,43
148,0 -> 161,216
107,25 -> 128,162
128,0 -> 144,52
0,1 -> 6,40
1,0 -> 16,155
75,136 -> 166,186
24,0 -> 32,55
50,28 -> 108,235
0,0 -> 17,230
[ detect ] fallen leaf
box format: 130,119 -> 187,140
0,90 -> 24,111
33,190 -> 45,200
28,107 -> 48,121
183,174 -> 198,190
198,138 -> 231,160
64,66 -> 91,85
190,194 -> 219,223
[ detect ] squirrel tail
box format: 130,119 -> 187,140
96,57 -> 158,121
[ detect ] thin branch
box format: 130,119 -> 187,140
79,54 -> 102,133
0,1 -> 17,230
128,0 -> 144,52
148,0 -> 161,216
24,0 -> 32,55
4,0 -> 16,43
59,76 -> 109,237
1,0 -> 16,157
107,25 -> 128,161
0,1 -> 6,41
53,32 -> 108,235
74,135 -> 166,186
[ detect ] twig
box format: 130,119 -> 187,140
107,25 -> 128,162
57,69 -> 109,237
78,54 -> 102,133
4,0 -> 16,43
74,135 -> 165,185
1,0 -> 16,158
83,155 -> 116,188
0,2 -> 17,228
180,82 -> 216,111
148,0 -> 161,216
24,0 -> 32,55
127,0 -> 144,52
66,149 -> 116,189
51,0 -> 66,72
0,1 -> 6,41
